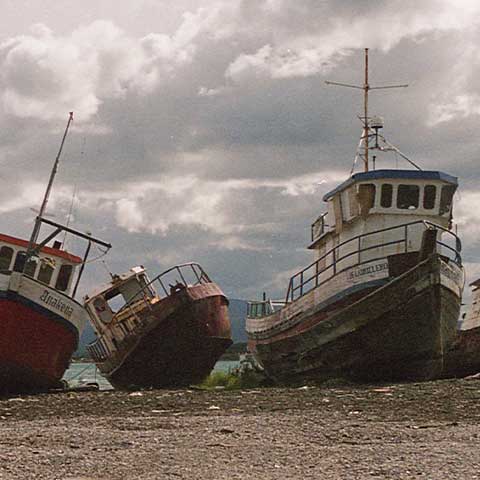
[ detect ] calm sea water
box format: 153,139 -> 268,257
63,360 -> 240,390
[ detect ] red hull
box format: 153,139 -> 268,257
0,298 -> 77,394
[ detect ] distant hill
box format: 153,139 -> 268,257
74,298 -> 249,358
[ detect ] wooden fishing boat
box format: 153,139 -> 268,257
85,263 -> 232,389
246,50 -> 465,384
0,113 -> 111,394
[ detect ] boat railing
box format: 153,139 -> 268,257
285,220 -> 462,304
87,336 -> 110,363
117,262 -> 211,315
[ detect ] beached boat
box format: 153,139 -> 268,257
443,280 -> 480,378
246,50 -> 465,384
0,113 -> 111,394
85,263 -> 232,389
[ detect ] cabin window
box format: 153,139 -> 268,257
38,258 -> 55,284
107,293 -> 126,314
358,184 -> 376,216
423,185 -> 436,210
93,297 -> 113,323
380,184 -> 393,208
55,264 -> 73,292
0,246 -> 14,271
24,256 -> 38,277
13,251 -> 27,272
397,185 -> 419,209
440,185 -> 455,215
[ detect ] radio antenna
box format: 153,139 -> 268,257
325,48 -> 408,172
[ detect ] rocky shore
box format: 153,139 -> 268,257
1,378 -> 480,479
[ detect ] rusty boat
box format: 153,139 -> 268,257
0,113 -> 111,394
85,263 -> 232,389
246,50 -> 468,384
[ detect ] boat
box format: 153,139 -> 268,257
0,113 -> 111,394
246,49 -> 466,384
443,280 -> 480,378
84,263 -> 232,389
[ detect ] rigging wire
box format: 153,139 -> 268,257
62,184 -> 77,249
80,244 -> 111,265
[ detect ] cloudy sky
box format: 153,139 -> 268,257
1,0 -> 480,301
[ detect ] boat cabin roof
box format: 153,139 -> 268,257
85,266 -> 147,300
0,232 -> 82,264
323,169 -> 458,202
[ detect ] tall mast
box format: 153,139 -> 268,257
27,112 -> 74,253
364,48 -> 369,170
325,49 -> 408,173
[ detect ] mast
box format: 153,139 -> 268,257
325,49 -> 408,172
364,48 -> 369,169
27,112 -> 74,254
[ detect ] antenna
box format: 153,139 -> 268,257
27,112 -> 74,253
325,48 -> 408,172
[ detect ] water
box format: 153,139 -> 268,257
63,359 -> 241,390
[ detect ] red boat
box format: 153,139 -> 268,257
85,264 -> 232,389
0,113 -> 111,394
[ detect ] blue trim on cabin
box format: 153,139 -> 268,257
0,290 -> 80,347
323,169 -> 458,201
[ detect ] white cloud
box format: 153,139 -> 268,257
225,1 -> 480,83
0,8 -> 234,122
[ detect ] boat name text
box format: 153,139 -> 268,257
348,262 -> 389,280
40,290 -> 73,318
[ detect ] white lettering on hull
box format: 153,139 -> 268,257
12,274 -> 86,333
247,259 -> 390,333
347,261 -> 389,280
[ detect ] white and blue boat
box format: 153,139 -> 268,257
246,50 -> 467,383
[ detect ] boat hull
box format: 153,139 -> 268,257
248,255 -> 462,384
0,273 -> 84,394
95,283 -> 232,389
443,326 -> 480,378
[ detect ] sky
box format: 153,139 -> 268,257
1,0 -> 480,302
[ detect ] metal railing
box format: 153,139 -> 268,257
87,336 -> 109,363
285,220 -> 461,304
86,262 -> 212,362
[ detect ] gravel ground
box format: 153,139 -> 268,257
1,378 -> 480,479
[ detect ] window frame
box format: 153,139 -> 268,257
38,258 -> 55,285
0,246 -> 14,271
423,184 -> 437,210
380,184 -> 393,208
55,264 -> 73,292
397,184 -> 420,210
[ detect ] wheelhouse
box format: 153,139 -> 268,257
309,170 -> 457,263
0,232 -> 82,296
84,266 -> 155,333
311,170 -> 456,244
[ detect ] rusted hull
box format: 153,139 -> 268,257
249,256 -> 461,383
98,284 -> 232,389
